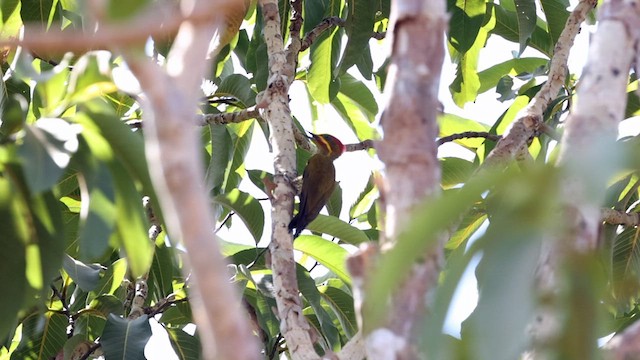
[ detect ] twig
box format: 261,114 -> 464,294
0,1 -> 237,55
300,17 -> 345,51
50,284 -> 70,315
437,132 -> 501,145
268,333 -> 283,360
346,139 -> 375,152
198,106 -> 261,126
601,208 -> 640,227
215,212 -> 235,233
300,17 -> 385,51
78,342 -> 102,360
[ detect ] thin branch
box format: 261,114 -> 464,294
198,106 -> 261,126
283,0 -> 304,84
346,139 -> 375,152
372,31 -> 387,40
0,1 -> 237,55
601,208 -> 640,227
300,17 -> 345,51
437,131 -> 501,145
299,16 -> 385,51
78,342 -> 102,360
215,211 -> 235,233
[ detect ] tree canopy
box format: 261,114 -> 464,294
1,0 -> 640,359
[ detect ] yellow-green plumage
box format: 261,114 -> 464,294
289,133 -> 345,238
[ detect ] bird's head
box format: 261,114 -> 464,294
309,133 -> 346,160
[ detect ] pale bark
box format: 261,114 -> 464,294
529,0 -> 640,357
258,0 -> 318,358
364,0 -> 447,357
125,0 -> 262,358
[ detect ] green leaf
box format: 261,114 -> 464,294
0,176 -> 27,341
78,160 -> 116,260
215,74 -> 256,107
75,100 -> 157,210
31,62 -> 69,116
107,0 -> 150,21
205,124 -> 233,194
308,25 -> 340,104
540,0 -> 570,45
62,254 -> 101,292
446,209 -> 486,250
242,287 -> 280,343
19,0 -> 59,27
303,0 -> 331,34
492,5 -> 552,56
478,57 -> 548,94
91,258 -> 127,299
296,265 -> 341,350
159,302 -> 194,327
167,328 -> 201,360
68,52 -> 116,104
339,0 -> 377,74
295,235 -> 351,284
18,118 -> 80,193
320,286 -> 357,338
0,0 -> 23,39
611,227 -> 640,314
306,214 -> 370,244
73,313 -> 106,341
514,0 -> 537,54
29,190 -> 66,287
326,183 -> 343,218
88,294 -> 125,317
438,113 -> 490,149
223,121 -> 255,193
111,160 -> 154,278
214,189 -> 264,244
10,312 -> 68,360
149,239 -> 175,299
441,157 -> 477,188
101,315 -> 152,360
332,93 -> 378,140
338,73 -> 378,119
449,15 -> 493,106
448,0 -> 487,54
463,216 -> 542,359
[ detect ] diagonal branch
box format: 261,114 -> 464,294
0,1 -> 237,55
125,0 -> 261,358
481,0 -> 596,170
299,16 -> 386,52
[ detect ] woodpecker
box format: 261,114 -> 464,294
289,133 -> 346,238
